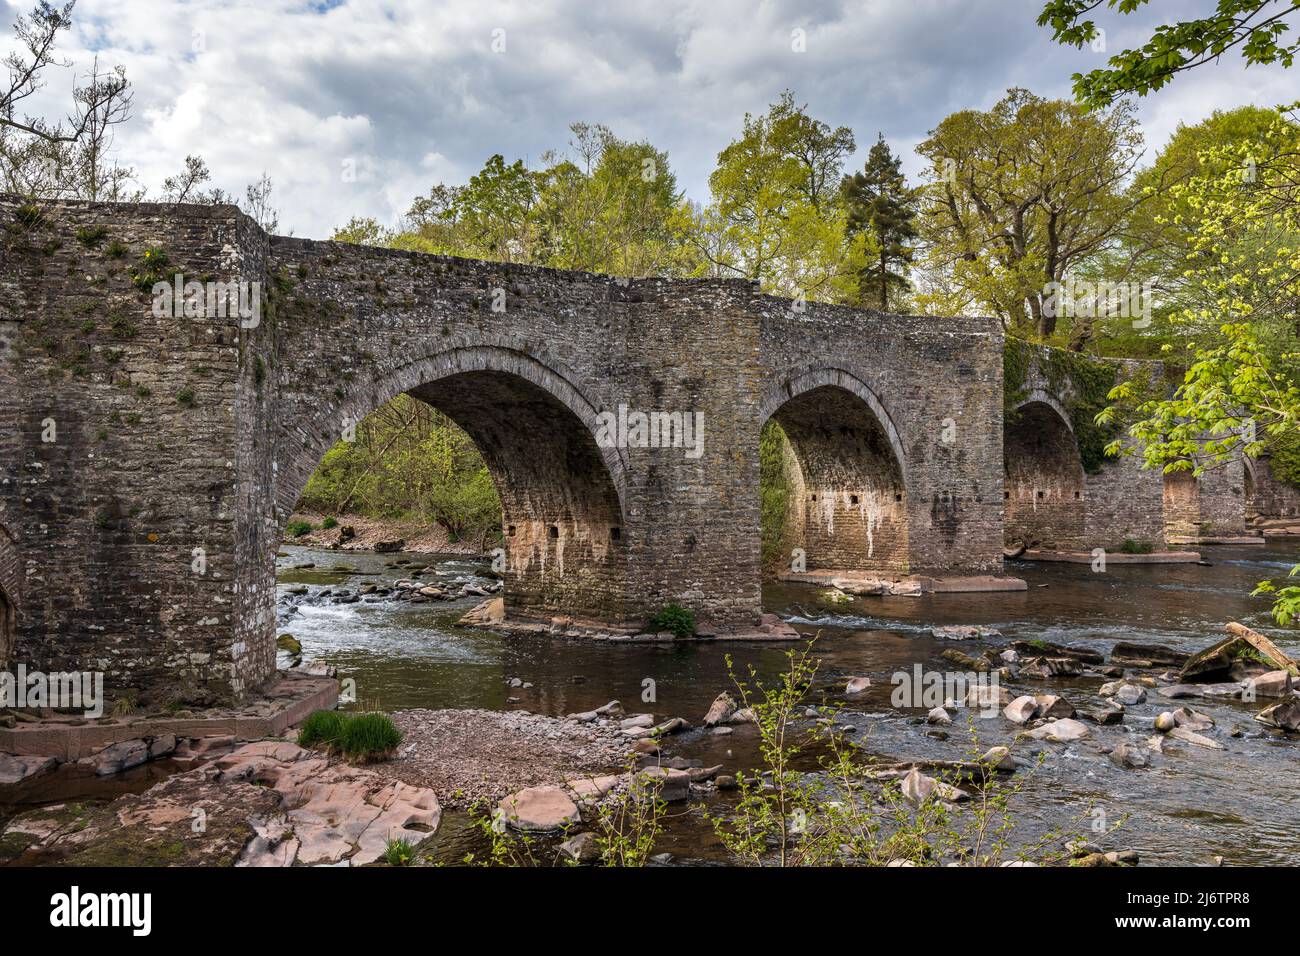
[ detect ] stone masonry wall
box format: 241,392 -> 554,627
0,197 -> 262,706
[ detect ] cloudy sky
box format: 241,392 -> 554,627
7,0 -> 1295,237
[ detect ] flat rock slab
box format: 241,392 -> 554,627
0,741 -> 441,867
498,785 -> 580,831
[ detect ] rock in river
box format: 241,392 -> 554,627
1024,718 -> 1090,743
497,785 -> 581,832
1109,741 -> 1150,770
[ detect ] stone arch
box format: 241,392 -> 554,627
1004,395 -> 1086,549
276,345 -> 630,625
1242,456 -> 1259,523
761,369 -> 910,573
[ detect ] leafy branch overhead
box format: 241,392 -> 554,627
1039,0 -> 1300,107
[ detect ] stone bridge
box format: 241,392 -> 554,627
0,199 -> 1259,706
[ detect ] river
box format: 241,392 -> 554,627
274,538 -> 1300,866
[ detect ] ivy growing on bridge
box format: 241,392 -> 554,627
1003,337 -> 1124,475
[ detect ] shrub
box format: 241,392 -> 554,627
128,247 -> 170,291
338,712 -> 403,763
286,519 -> 313,537
75,225 -> 108,248
1118,538 -> 1153,554
321,516 -> 338,529
105,239 -> 128,258
297,709 -> 347,749
649,603 -> 695,639
175,387 -> 196,407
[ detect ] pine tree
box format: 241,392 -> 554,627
842,134 -> 918,310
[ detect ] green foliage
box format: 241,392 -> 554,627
1118,538 -> 1154,554
760,420 -> 794,570
175,387 -> 195,407
286,519 -> 314,538
75,225 -> 108,247
320,516 -> 338,529
383,837 -> 415,866
691,91 -> 873,302
1004,338 -> 1123,473
127,247 -> 170,291
1038,1 -> 1300,107
915,88 -> 1142,340
297,395 -> 501,547
1101,110 -> 1300,624
649,603 -> 694,639
297,709 -> 347,749
338,712 -> 403,762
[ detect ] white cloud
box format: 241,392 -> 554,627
1,0 -> 1291,237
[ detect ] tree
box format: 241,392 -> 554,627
1103,109 -> 1300,624
1099,106 -> 1300,355
691,94 -> 872,302
841,134 -> 919,310
452,154 -> 539,263
0,3 -> 135,199
161,154 -> 219,204
1039,0 -> 1300,107
915,88 -> 1144,340
242,171 -> 279,233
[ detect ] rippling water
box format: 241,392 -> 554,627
274,538 -> 1300,866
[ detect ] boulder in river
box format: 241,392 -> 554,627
927,706 -> 952,727
372,539 -> 405,553
1255,698 -> 1300,733
1244,670 -> 1294,699
845,677 -> 871,696
1109,741 -> 1150,770
703,692 -> 737,727
1171,706 -> 1214,731
900,767 -> 969,805
1167,725 -> 1225,750
1034,694 -> 1075,719
1003,696 -> 1039,725
1109,641 -> 1189,668
1023,718 -> 1090,743
0,752 -> 57,786
942,648 -> 989,672
560,831 -> 601,864
498,785 -> 581,832
1153,712 -> 1177,733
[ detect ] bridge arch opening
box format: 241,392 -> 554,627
761,377 -> 910,574
282,354 -> 629,627
1003,397 -> 1086,549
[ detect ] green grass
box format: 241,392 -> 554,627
384,837 -> 415,866
298,710 -> 403,763
296,709 -> 347,749
338,712 -> 403,763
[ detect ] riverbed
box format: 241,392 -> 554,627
274,539 -> 1300,866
